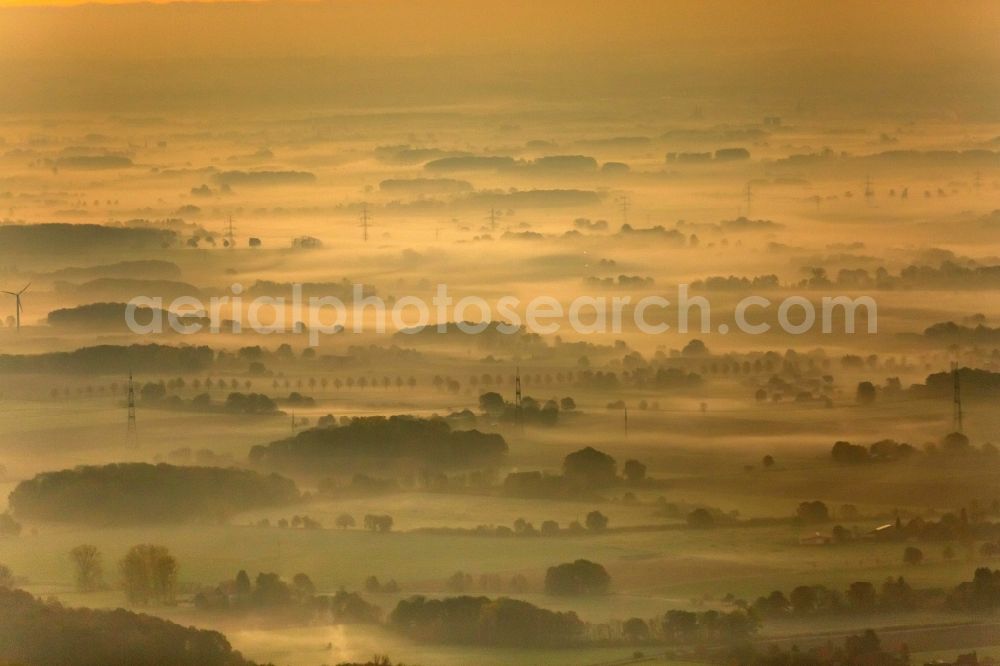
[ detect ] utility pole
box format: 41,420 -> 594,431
744,182 -> 753,217
623,404 -> 628,439
864,175 -> 874,198
126,369 -> 137,448
489,207 -> 497,232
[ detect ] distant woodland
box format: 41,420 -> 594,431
9,463 -> 299,524
0,586 -> 261,666
249,415 -> 508,473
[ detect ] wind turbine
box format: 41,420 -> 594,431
2,283 -> 29,332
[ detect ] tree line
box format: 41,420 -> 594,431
10,463 -> 300,525
0,586 -> 260,666
249,415 -> 508,473
194,569 -> 380,624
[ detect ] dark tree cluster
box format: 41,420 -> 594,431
731,628 -> 907,665
388,595 -> 585,647
544,559 -> 611,596
563,447 -> 617,488
736,568 -> 1000,620
650,367 -> 704,390
744,577 -> 923,618
571,366 -> 703,393
47,302 -> 175,330
364,576 -> 400,594
9,463 -> 300,525
414,517 -> 605,538
120,544 -> 178,606
949,567 -> 1000,611
795,501 -> 831,524
0,586 -> 259,666
795,260 -> 1000,291
873,509 -> 1000,543
279,391 -> 316,406
224,392 -> 280,414
660,608 -> 759,645
363,514 -> 394,532
503,447 -> 646,499
477,391 -> 563,426
914,366 -> 1000,399
0,343 -> 213,376
687,507 -> 717,528
319,474 -> 400,497
249,415 -> 508,472
289,514 -> 322,529
137,388 -> 284,416
831,439 -> 916,464
690,274 -> 780,291
441,571 -> 528,594
195,570 -> 381,624
70,545 -> 103,593
0,223 -> 177,254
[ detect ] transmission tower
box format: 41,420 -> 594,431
224,215 -> 236,249
514,367 -> 523,431
623,404 -> 629,439
745,182 -> 753,217
489,207 -> 497,232
126,370 -> 138,447
617,194 -> 630,226
864,175 -> 874,198
952,362 -> 963,433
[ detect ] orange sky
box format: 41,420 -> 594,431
0,0 -> 998,62
0,0 -> 243,4
0,0 -> 997,115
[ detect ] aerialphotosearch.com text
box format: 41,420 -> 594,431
125,283 -> 878,347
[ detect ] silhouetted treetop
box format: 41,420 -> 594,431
0,343 -> 213,375
9,463 -> 299,525
389,595 -> 584,646
0,586 -> 260,666
249,415 -> 507,473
